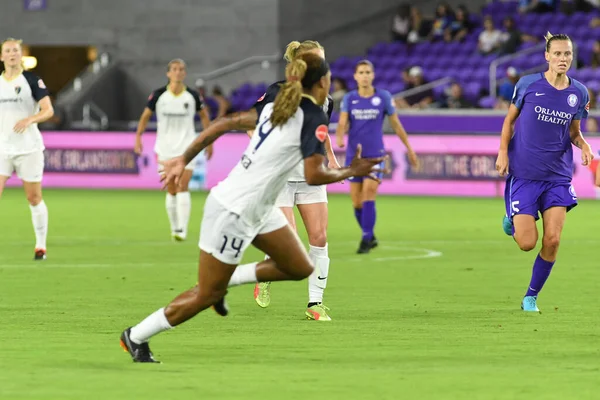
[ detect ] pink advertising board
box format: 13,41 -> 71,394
6,132 -> 208,190
6,131 -> 600,198
207,134 -> 600,199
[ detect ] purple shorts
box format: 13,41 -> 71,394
346,160 -> 385,183
504,175 -> 577,221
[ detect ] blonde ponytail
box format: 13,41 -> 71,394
283,40 -> 324,63
270,59 -> 308,127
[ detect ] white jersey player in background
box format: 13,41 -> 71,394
0,38 -> 54,260
250,40 -> 339,321
119,52 -> 386,363
134,59 -> 213,241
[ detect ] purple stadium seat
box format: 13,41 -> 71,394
587,81 -> 600,93
479,96 -> 497,109
388,82 -> 405,94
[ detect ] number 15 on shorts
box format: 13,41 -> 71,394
220,235 -> 244,259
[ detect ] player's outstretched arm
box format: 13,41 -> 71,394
134,108 -> 153,154
304,145 -> 387,185
182,110 -> 258,164
324,134 -> 340,168
198,108 -> 214,160
569,120 -> 594,166
388,113 -> 419,169
496,104 -> 520,176
335,111 -> 349,148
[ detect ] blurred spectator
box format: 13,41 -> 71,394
574,0 -> 599,12
429,2 -> 455,41
591,17 -> 600,28
478,16 -> 502,55
195,80 -> 219,121
496,67 -> 520,109
518,0 -> 556,13
444,5 -> 472,42
212,86 -> 231,118
407,7 -> 432,44
440,82 -> 474,108
391,3 -> 412,42
401,66 -> 412,85
331,77 -> 348,112
591,40 -> 600,68
498,16 -> 538,56
395,66 -> 434,109
586,88 -> 598,132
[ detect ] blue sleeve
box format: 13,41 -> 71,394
340,93 -> 350,113
574,84 -> 590,120
23,72 -> 50,102
382,90 -> 396,115
146,88 -> 165,112
187,88 -> 204,111
300,107 -> 328,159
511,78 -> 530,110
253,83 -> 280,120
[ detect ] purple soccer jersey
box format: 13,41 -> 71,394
505,73 -> 589,219
341,88 -> 395,182
509,73 -> 589,182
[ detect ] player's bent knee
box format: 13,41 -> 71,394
542,235 -> 561,251
26,193 -> 42,206
308,231 -> 327,247
515,235 -> 537,252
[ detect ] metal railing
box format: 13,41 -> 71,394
489,43 -> 545,97
393,76 -> 454,100
81,101 -> 109,130
192,53 -> 281,85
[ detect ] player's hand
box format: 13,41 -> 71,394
336,135 -> 345,149
495,151 -> 509,176
134,138 -> 143,155
13,117 -> 33,134
581,143 -> 594,166
205,144 -> 214,161
349,144 -> 389,183
160,156 -> 186,189
407,149 -> 420,170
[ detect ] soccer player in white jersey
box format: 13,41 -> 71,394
0,38 -> 54,260
120,53 -> 386,363
134,59 -> 213,241
250,40 -> 339,321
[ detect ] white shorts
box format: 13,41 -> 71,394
275,181 -> 328,208
0,151 -> 44,182
157,155 -> 195,175
199,193 -> 288,265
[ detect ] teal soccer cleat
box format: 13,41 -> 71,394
521,296 -> 540,312
502,215 -> 514,236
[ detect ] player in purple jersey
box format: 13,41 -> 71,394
336,60 -> 419,254
495,32 -> 594,312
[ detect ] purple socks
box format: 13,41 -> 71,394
361,201 -> 376,241
525,253 -> 555,297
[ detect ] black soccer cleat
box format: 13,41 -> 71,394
370,236 -> 379,249
119,328 -> 160,363
212,296 -> 229,317
357,239 -> 372,254
34,249 -> 46,261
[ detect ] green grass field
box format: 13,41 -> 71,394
1,188 -> 599,399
